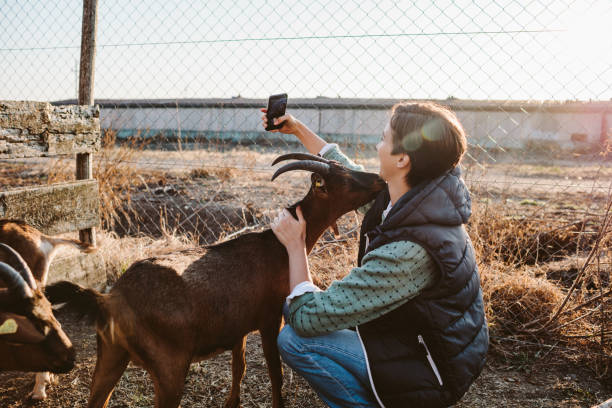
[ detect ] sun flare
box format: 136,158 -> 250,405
563,4 -> 612,63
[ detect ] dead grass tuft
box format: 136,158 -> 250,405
468,201 -> 597,266
94,229 -> 194,282
480,263 -> 563,333
189,167 -> 212,179
211,167 -> 236,182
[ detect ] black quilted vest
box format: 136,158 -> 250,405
356,167 -> 489,408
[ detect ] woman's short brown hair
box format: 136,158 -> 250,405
389,101 -> 467,187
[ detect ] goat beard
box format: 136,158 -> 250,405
286,203 -> 340,236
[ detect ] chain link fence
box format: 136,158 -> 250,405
1,0 -> 611,373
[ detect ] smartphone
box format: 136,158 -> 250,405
265,93 -> 288,131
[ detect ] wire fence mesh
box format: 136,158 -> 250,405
1,0 -> 611,376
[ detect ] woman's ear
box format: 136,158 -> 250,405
396,153 -> 411,171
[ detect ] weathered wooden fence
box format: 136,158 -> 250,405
0,100 -> 104,285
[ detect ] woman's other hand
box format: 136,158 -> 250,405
271,206 -> 307,252
260,108 -> 300,134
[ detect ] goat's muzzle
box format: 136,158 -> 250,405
52,350 -> 76,373
43,332 -> 76,373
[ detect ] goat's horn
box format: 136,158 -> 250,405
0,243 -> 37,291
272,153 -> 330,166
271,160 -> 331,181
0,261 -> 33,300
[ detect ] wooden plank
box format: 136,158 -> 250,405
48,251 -> 106,288
0,180 -> 100,235
0,101 -> 100,158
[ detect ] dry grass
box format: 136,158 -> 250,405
46,129 -> 164,231
481,262 -> 564,332
469,203 -> 597,265
95,230 -> 194,281
468,195 -> 611,378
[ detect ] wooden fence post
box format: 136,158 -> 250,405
77,0 -> 99,246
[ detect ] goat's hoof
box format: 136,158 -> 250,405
26,391 -> 46,403
223,398 -> 240,408
30,392 -> 47,401
49,373 -> 58,385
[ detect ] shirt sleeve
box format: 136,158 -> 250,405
320,143 -> 373,214
287,240 -> 437,337
320,143 -> 364,172
318,143 -> 337,157
286,281 -> 321,303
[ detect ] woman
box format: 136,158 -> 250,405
262,102 -> 488,408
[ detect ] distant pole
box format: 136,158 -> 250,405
77,0 -> 98,246
74,59 -> 79,101
601,110 -> 609,147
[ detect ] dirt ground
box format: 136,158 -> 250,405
0,308 -> 609,408
1,147 -> 611,407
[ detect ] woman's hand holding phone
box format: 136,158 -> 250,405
260,108 -> 300,134
260,94 -> 327,154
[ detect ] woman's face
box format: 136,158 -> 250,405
376,122 -> 397,181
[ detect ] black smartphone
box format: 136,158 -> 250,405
265,93 -> 288,131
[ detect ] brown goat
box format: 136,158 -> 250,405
0,220 -> 95,399
0,243 -> 75,374
0,219 -> 96,285
46,153 -> 385,408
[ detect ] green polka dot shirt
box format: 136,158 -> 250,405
286,144 -> 437,337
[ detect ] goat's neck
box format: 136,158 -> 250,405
302,206 -> 339,255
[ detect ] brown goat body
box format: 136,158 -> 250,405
46,154 -> 385,408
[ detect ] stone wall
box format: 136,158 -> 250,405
0,100 -> 100,158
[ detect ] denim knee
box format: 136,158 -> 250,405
277,325 -> 302,360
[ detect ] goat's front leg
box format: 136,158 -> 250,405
30,371 -> 53,400
260,316 -> 284,408
224,336 -> 247,408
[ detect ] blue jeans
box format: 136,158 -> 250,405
277,306 -> 379,407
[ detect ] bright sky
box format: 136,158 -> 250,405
0,0 -> 610,102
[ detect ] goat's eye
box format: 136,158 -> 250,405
315,179 -> 324,188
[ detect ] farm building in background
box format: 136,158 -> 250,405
53,98 -> 612,155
